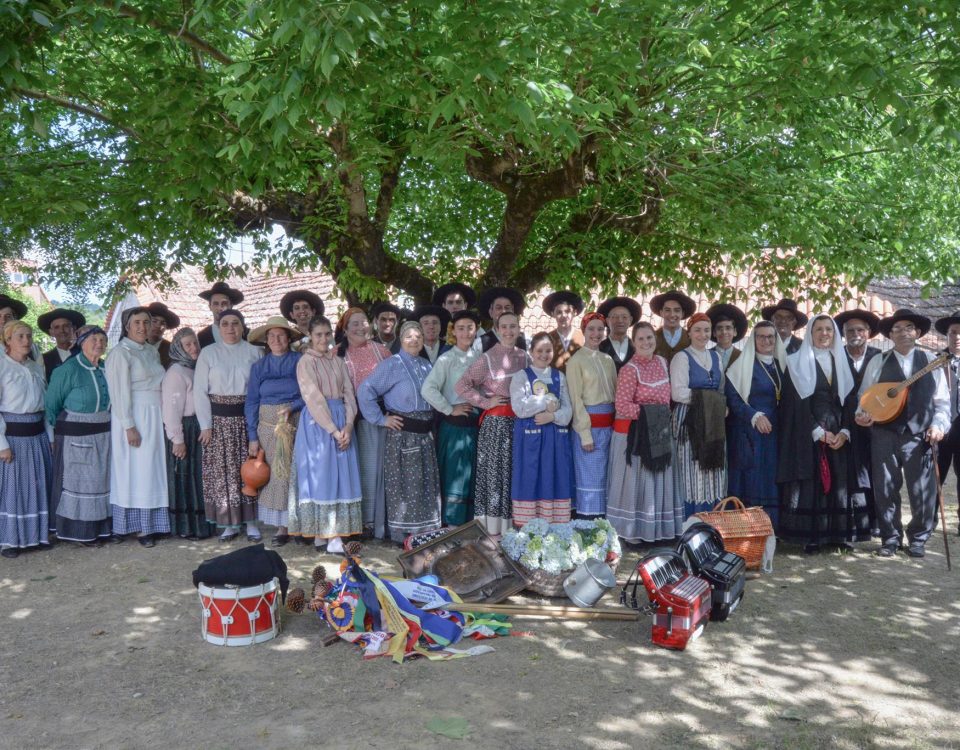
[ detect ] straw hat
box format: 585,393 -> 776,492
247,315 -> 302,344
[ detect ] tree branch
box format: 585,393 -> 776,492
11,87 -> 140,139
103,1 -> 235,65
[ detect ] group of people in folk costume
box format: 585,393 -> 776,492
0,278 -> 954,563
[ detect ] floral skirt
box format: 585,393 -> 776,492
202,396 -> 256,529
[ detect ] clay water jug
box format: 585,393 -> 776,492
240,448 -> 270,497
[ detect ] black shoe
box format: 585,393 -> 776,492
876,545 -> 897,558
76,540 -> 100,548
906,544 -> 926,558
218,532 -> 239,543
293,536 -> 306,546
106,534 -> 124,544
803,543 -> 821,555
840,542 -> 856,552
1,548 -> 18,559
137,535 -> 155,548
271,534 -> 290,547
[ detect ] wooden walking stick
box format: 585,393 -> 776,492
932,443 -> 952,571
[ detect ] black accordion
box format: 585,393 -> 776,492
676,523 -> 746,622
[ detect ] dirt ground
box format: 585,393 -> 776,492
3,497 -> 960,750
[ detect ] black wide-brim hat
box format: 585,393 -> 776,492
432,282 -> 477,308
370,301 -> 402,319
879,308 -> 932,338
597,296 -> 641,322
760,298 -> 807,329
37,307 -> 86,334
478,287 -> 526,317
279,290 -> 324,322
409,305 -> 451,332
198,281 -> 244,305
834,309 -> 880,338
705,303 -> 748,343
650,290 -> 696,319
542,290 -> 585,316
0,294 -> 28,319
146,302 -> 180,329
935,310 -> 960,335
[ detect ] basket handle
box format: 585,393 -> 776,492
712,496 -> 746,512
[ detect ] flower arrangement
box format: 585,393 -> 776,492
501,518 -> 621,575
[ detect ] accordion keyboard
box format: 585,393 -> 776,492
671,575 -> 709,600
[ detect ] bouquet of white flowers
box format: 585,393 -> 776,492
501,519 -> 621,592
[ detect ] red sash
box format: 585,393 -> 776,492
479,403 -> 516,426
590,412 -> 615,429
613,418 -> 633,434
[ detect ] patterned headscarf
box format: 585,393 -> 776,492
169,327 -> 200,370
580,311 -> 606,332
686,312 -> 711,331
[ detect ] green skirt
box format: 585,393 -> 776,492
436,419 -> 478,527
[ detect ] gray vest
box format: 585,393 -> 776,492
877,349 -> 936,435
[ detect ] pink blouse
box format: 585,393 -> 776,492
343,340 -> 391,390
455,344 -> 531,410
614,355 -> 671,419
297,350 -> 357,434
161,363 -> 197,444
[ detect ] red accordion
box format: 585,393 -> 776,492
676,522 -> 746,622
622,550 -> 711,650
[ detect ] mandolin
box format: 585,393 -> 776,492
859,353 -> 950,423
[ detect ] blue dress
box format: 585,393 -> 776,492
511,367 -> 573,526
725,359 -> 781,530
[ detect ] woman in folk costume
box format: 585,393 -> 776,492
295,316 -> 362,553
161,328 -> 215,539
724,322 -> 785,531
105,307 -> 170,547
245,316 -> 304,546
607,321 -> 681,542
421,309 -> 482,526
194,310 -> 263,542
0,321 -> 53,558
565,312 -> 617,518
45,325 -> 112,547
777,315 -> 871,552
455,311 -> 530,534
510,332 -> 574,526
337,307 -> 392,538
671,312 -> 728,517
358,321 -> 441,544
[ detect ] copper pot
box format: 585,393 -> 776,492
240,448 -> 270,497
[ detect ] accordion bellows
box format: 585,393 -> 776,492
676,522 -> 746,621
628,550 -> 712,650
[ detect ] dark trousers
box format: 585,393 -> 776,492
871,429 -> 938,548
937,417 -> 960,528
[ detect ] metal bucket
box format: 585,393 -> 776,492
563,558 -> 617,608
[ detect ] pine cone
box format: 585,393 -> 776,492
311,564 -> 327,585
313,580 -> 333,599
286,587 -> 306,614
344,540 -> 363,557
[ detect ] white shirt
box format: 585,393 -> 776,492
663,327 -> 682,347
104,338 -> 165,430
56,347 -> 71,363
421,346 -> 479,415
193,340 -> 263,430
0,353 -> 47,451
858,347 -> 950,432
423,341 -> 441,364
608,336 -> 630,362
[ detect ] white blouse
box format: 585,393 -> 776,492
0,353 -> 47,451
509,366 -> 573,425
194,340 -> 262,430
104,338 -> 165,430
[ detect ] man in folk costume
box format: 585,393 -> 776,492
835,308 -> 883,537
855,309 -> 949,558
652,290 -> 696,363
761,298 -> 807,354
706,303 -> 747,371
934,310 -> 960,534
279,289 -> 324,352
145,302 -> 180,369
197,281 -> 244,349
409,305 -> 452,364
371,301 -> 402,354
598,296 -> 641,373
37,308 -> 85,381
478,287 -> 528,352
433,282 -> 476,346
543,290 -> 585,372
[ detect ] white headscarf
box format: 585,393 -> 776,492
727,322 -> 782,404
786,315 -> 853,401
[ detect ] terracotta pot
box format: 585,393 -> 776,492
240,448 -> 270,497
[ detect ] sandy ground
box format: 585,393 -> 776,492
3,498 -> 960,750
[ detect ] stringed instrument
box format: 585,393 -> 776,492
859,353 -> 950,423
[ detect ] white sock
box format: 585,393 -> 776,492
327,537 -> 344,554
246,523 -> 260,536
220,528 -> 237,539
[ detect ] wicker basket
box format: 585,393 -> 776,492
694,497 -> 773,570
517,554 -> 620,598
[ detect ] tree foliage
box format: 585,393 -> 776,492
1,0 -> 959,306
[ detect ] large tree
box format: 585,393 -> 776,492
1,0 -> 959,305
